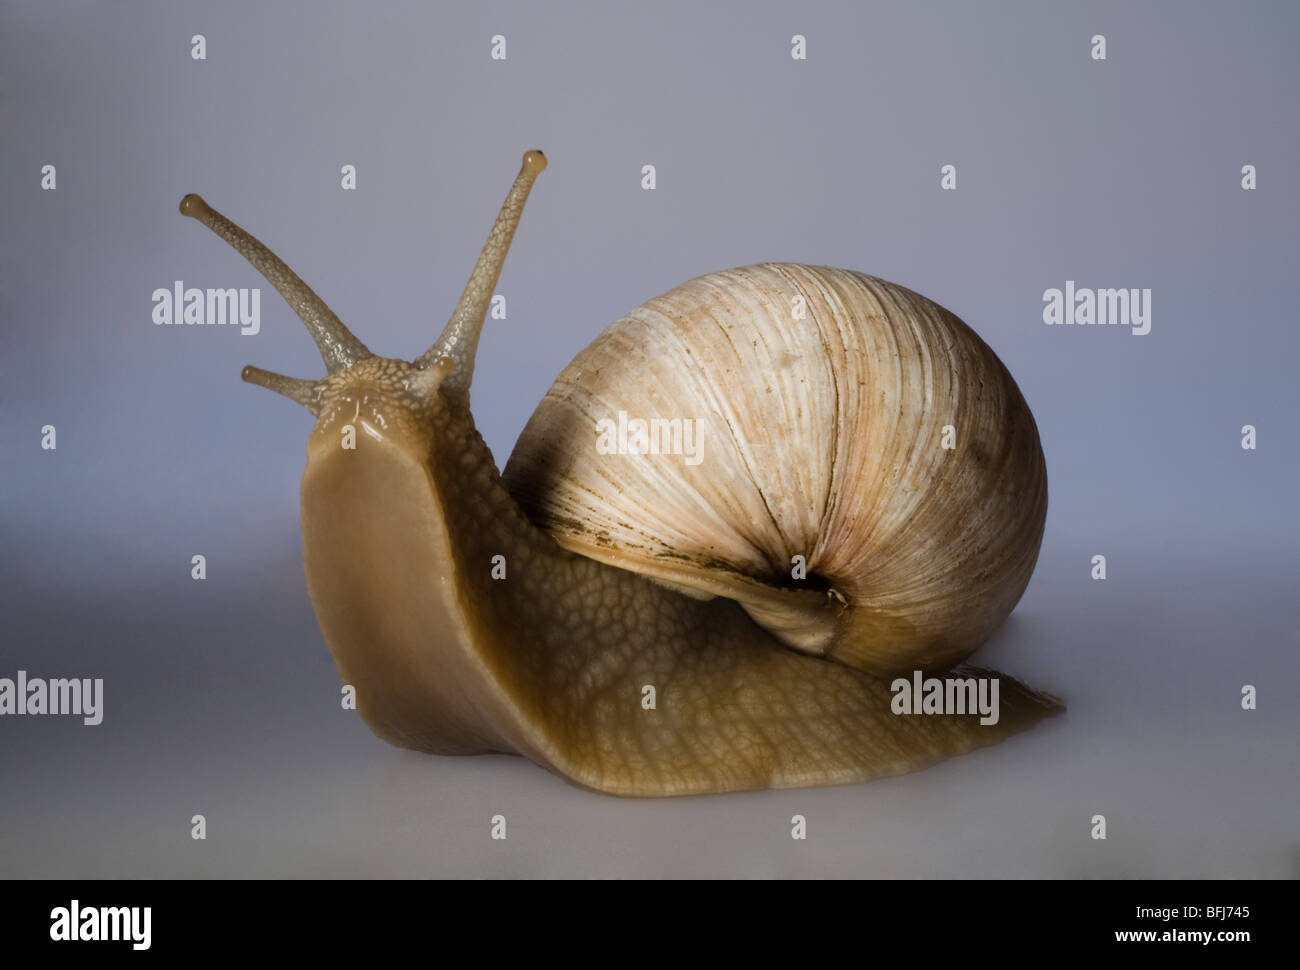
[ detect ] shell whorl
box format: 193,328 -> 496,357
503,263 -> 1047,676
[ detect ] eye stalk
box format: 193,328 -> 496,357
178,193 -> 371,374
179,150 -> 546,412
416,150 -> 547,398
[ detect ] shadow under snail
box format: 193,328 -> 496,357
180,150 -> 1061,797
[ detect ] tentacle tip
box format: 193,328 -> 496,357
179,193 -> 211,219
239,364 -> 258,383
522,150 -> 547,176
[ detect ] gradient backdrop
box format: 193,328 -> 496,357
2,0 -> 1297,877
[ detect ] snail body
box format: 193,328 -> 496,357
181,151 -> 1061,797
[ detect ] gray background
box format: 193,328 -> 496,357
2,0 -> 1297,877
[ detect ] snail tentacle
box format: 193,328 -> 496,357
416,150 -> 547,396
240,366 -> 323,415
178,193 -> 371,373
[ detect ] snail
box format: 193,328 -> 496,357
180,150 -> 1062,797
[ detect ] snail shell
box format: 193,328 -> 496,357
505,263 -> 1048,676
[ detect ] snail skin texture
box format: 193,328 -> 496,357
181,150 -> 1062,797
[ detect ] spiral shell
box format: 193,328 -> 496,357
503,263 -> 1047,676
